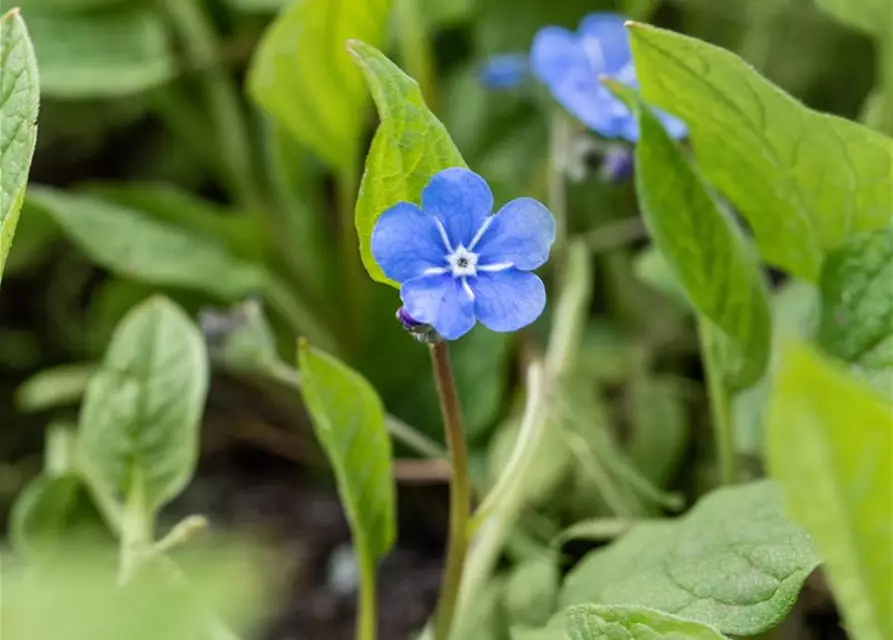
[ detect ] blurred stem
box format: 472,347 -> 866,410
265,275 -> 342,356
337,165 -> 363,329
698,319 -> 738,485
395,0 -> 438,110
429,341 -> 471,640
548,109 -> 572,264
357,550 -> 377,640
118,474 -> 154,585
161,0 -> 264,212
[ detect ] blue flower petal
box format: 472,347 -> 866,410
471,269 -> 546,332
617,106 -> 689,142
371,202 -> 448,283
577,13 -> 631,74
422,168 -> 494,248
478,54 -> 529,89
474,197 -> 555,271
401,274 -> 476,340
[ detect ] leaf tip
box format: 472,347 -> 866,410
1,6 -> 21,21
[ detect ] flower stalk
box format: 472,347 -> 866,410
429,341 -> 472,640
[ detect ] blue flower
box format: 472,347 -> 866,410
477,53 -> 529,90
372,168 -> 555,341
530,13 -> 687,141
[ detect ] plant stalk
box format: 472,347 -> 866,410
357,550 -> 378,640
337,165 -> 363,323
429,341 -> 472,640
395,0 -> 438,110
118,475 -> 154,585
698,318 -> 738,485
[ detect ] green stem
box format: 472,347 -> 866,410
337,165 -> 363,322
395,0 -> 438,110
357,551 -> 378,640
118,475 -> 155,585
548,109 -> 572,262
698,318 -> 738,485
430,341 -> 472,640
161,0 -> 264,211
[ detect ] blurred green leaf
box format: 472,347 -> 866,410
16,363 -> 96,413
505,555 -> 560,629
767,342 -> 893,640
25,4 -> 175,98
818,225 -> 893,395
225,0 -> 287,12
349,40 -> 466,286
814,0 -> 890,36
28,187 -> 268,301
626,376 -> 689,488
5,199 -> 59,273
0,9 -> 39,288
630,23 -> 893,282
19,0 -> 131,10
560,481 -> 819,636
566,605 -> 728,640
10,474 -> 94,558
298,340 -> 396,565
613,81 -> 771,390
79,296 -> 209,508
248,0 -> 392,170
633,245 -> 687,307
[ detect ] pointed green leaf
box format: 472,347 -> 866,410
767,343 -> 893,640
348,41 -> 466,286
79,296 -> 209,508
298,340 -> 396,564
818,225 -> 893,395
567,605 -> 728,640
27,187 -> 267,301
629,23 -> 893,282
0,9 -> 39,289
560,481 -> 819,636
813,0 -> 890,37
248,0 -> 392,170
612,82 -> 770,390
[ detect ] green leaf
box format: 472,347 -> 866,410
18,0 -> 130,10
10,474 -> 91,558
248,0 -> 392,170
767,342 -> 893,640
25,4 -> 175,98
818,225 -> 893,395
28,187 -> 267,301
16,363 -> 97,412
225,0 -> 286,12
348,40 -> 466,286
0,9 -> 39,289
298,339 -> 396,564
566,605 -> 728,640
814,0 -> 890,36
78,296 -> 209,508
629,23 -> 893,282
612,81 -> 771,389
505,556 -> 561,629
560,481 -> 819,636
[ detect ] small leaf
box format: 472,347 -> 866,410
767,342 -> 893,640
248,0 -> 392,170
560,480 -> 819,636
298,340 -> 396,564
0,9 -> 40,288
10,474 -> 92,558
348,41 -> 466,286
612,81 -> 771,390
813,0 -> 890,37
25,4 -> 175,98
629,23 -> 893,282
78,296 -> 209,509
567,605 -> 728,640
28,187 -> 267,301
16,363 -> 96,413
818,225 -> 893,395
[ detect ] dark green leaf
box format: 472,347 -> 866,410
629,23 -> 893,282
248,0 -> 392,170
298,340 -> 396,564
28,187 -> 267,301
767,342 -> 893,640
814,0 -> 890,36
349,41 -> 466,286
78,296 -> 209,508
613,81 -> 771,390
560,481 -> 819,636
0,9 -> 39,288
818,225 -> 893,395
567,605 -> 728,640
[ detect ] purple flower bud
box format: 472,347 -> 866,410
599,145 -> 635,183
395,306 -> 442,343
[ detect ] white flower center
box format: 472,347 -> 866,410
447,246 -> 479,277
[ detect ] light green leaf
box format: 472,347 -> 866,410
16,363 -> 96,413
560,481 -> 819,636
767,342 -> 893,640
25,4 -> 175,98
78,296 -> 209,508
818,225 -> 893,395
349,40 -> 466,286
28,187 -> 267,301
814,0 -> 890,36
567,605 -> 728,640
0,9 -> 39,289
505,556 -> 560,629
629,23 -> 893,282
613,81 -> 770,389
248,0 -> 392,170
298,340 -> 396,564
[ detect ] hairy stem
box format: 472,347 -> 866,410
430,341 -> 472,640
